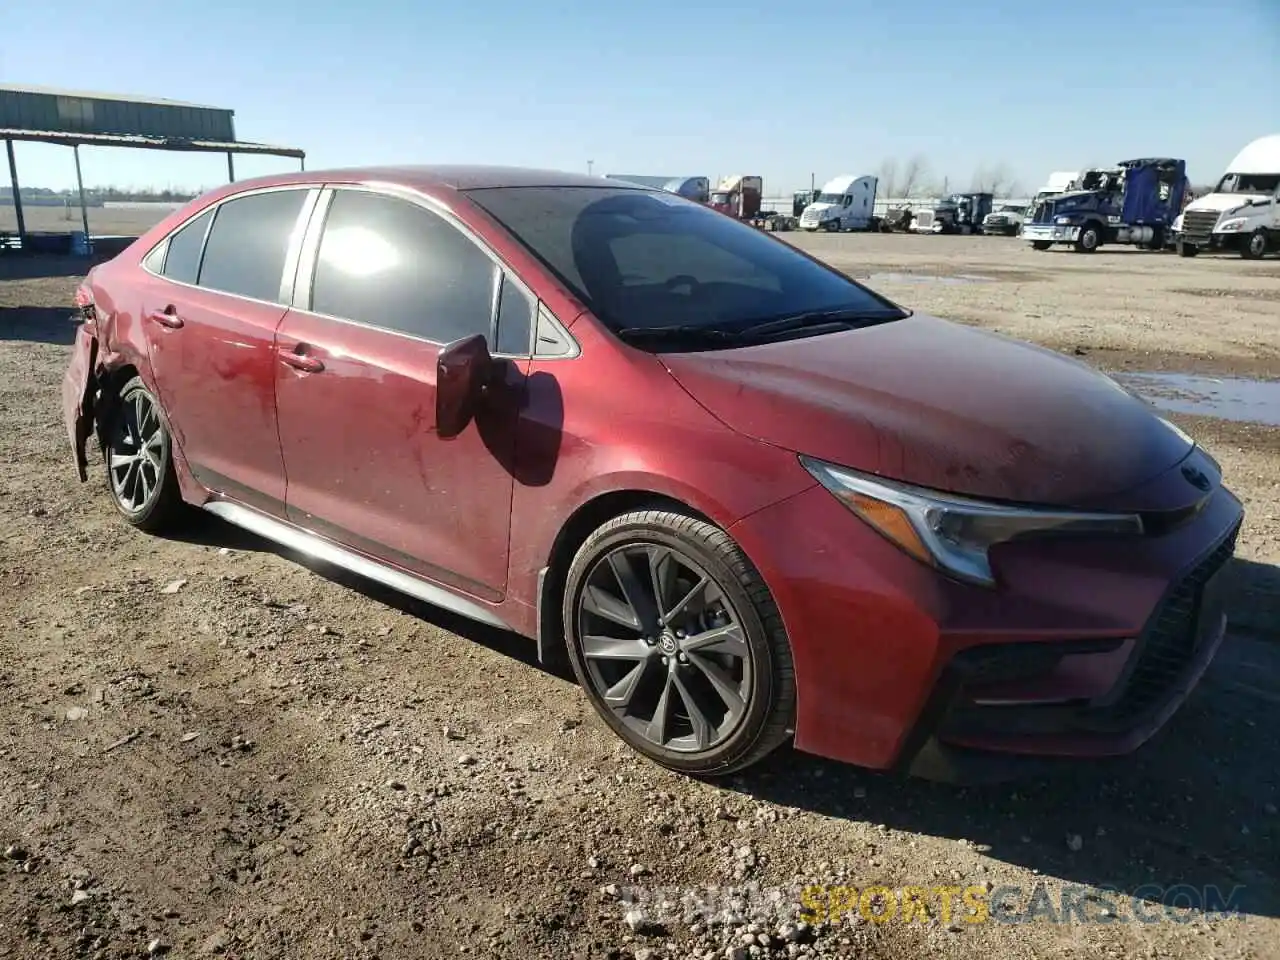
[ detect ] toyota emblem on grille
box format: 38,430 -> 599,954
1182,465 -> 1212,492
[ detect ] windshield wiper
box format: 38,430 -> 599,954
615,325 -> 745,346
737,308 -> 899,339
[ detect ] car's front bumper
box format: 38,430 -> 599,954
1022,223 -> 1079,243
727,457 -> 1245,780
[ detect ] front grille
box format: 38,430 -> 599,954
914,211 -> 933,227
1089,527 -> 1238,723
937,523 -> 1240,743
1181,209 -> 1221,243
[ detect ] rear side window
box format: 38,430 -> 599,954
310,190 -> 498,343
197,190 -> 307,303
160,209 -> 213,285
495,275 -> 534,355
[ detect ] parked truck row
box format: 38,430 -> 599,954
605,134 -> 1280,259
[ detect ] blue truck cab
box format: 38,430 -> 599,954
1021,158 -> 1188,253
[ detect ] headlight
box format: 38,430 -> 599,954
1218,218 -> 1246,232
1054,215 -> 1076,225
800,456 -> 1144,587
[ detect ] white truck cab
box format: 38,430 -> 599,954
1177,134 -> 1280,259
799,175 -> 878,231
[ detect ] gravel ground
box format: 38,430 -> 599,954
1,235 -> 1278,960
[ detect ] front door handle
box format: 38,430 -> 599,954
279,347 -> 324,373
147,308 -> 184,329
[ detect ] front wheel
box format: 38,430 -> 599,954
1074,222 -> 1102,253
1242,228 -> 1269,260
1176,238 -> 1198,257
102,376 -> 186,532
562,509 -> 796,777
1031,240 -> 1052,251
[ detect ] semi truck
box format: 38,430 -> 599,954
1175,134 -> 1280,259
798,176 -> 879,231
708,175 -> 763,219
1021,158 -> 1187,253
911,193 -> 994,234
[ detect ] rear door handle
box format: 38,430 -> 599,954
279,347 -> 324,373
147,308 -> 184,329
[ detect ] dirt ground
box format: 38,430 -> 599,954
1,233 -> 1278,960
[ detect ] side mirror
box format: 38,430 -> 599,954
437,333 -> 494,440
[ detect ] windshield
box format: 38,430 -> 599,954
1214,172 -> 1280,195
710,192 -> 731,204
465,186 -> 904,338
815,193 -> 844,203
998,204 -> 1026,214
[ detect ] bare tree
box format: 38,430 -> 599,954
970,162 -> 1018,197
899,154 -> 929,198
876,158 -> 899,200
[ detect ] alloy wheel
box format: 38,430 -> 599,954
109,389 -> 166,513
575,543 -> 752,753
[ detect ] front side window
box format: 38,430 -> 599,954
197,190 -> 307,302
160,208 -> 214,285
465,186 -> 904,340
310,190 -> 498,343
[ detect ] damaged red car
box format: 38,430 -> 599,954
61,166 -> 1244,782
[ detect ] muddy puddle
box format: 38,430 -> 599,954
1115,372 -> 1280,427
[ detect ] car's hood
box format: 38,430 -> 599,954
1185,192 -> 1270,215
661,315 -> 1192,509
804,203 -> 836,216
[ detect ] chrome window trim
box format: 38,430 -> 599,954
139,184 -> 321,311
289,182 -> 579,361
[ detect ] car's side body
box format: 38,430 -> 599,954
65,167 -> 817,648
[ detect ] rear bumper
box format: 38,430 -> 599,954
728,470 -> 1245,781
61,323 -> 98,482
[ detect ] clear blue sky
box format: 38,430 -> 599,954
5,0 -> 1279,196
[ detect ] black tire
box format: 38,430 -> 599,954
1074,222 -> 1102,253
562,508 -> 796,777
1241,228 -> 1268,260
1031,240 -> 1052,251
102,375 -> 186,533
1177,238 -> 1198,258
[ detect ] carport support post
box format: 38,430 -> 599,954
299,156 -> 305,172
6,139 -> 26,246
226,152 -> 235,183
72,145 -> 91,243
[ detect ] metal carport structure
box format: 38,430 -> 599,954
1,83 -> 304,251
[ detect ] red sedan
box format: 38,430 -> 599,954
61,166 -> 1243,782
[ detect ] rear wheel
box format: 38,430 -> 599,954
1242,228 -> 1269,260
562,509 -> 795,777
103,376 -> 186,532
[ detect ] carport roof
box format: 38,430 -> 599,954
0,126 -> 305,159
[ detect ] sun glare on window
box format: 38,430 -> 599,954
320,226 -> 399,278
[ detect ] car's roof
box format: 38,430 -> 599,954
217,164 -> 648,196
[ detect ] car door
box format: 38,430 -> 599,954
274,186 -> 532,601
139,186 -> 318,513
